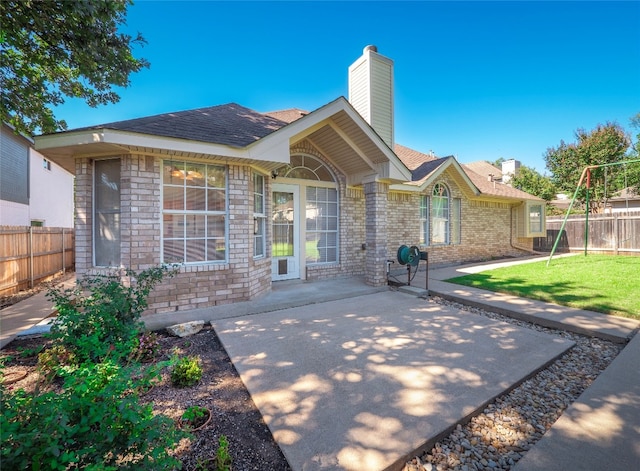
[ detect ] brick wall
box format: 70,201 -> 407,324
386,170 -> 532,267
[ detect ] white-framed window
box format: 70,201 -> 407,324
529,203 -> 543,234
432,183 -> 449,245
94,158 -> 121,267
305,186 -> 338,264
162,160 -> 227,263
420,195 -> 429,245
426,183 -> 462,246
253,172 -> 266,258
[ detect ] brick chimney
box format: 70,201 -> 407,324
348,45 -> 394,150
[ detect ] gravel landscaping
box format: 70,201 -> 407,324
404,296 -> 622,471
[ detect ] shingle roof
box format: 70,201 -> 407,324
463,161 -> 502,181
78,103 -> 288,147
409,157 -> 452,182
264,108 -> 309,123
394,144 -> 438,171
72,102 -> 541,201
464,167 -> 543,200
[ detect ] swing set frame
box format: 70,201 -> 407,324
547,158 -> 640,266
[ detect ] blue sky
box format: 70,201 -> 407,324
55,1 -> 640,173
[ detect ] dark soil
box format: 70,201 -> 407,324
1,326 -> 293,471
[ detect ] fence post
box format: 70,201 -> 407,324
29,226 -> 34,289
614,213 -> 619,255
62,228 -> 66,274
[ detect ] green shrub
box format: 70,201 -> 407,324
171,355 -> 202,387
0,360 -> 189,470
46,265 -> 177,364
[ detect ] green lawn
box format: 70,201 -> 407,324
446,255 -> 640,320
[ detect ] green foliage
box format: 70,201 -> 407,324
2,265 -> 187,469
182,405 -> 208,423
510,165 -> 557,201
171,355 -> 203,387
180,405 -> 210,431
16,345 -> 44,358
46,265 -> 177,364
544,123 -> 631,212
0,360 -> 189,470
37,344 -> 77,380
0,0 -> 149,135
215,435 -> 233,471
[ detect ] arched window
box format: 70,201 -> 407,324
432,183 -> 449,245
278,154 -> 335,182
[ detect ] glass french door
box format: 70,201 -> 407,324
271,184 -> 300,280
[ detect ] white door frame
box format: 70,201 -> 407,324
271,183 -> 300,281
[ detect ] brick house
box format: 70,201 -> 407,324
34,46 -> 544,315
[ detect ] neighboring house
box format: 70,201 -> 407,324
34,46 -> 544,315
1,123 -> 74,228
607,188 -> 640,213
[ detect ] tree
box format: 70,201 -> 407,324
490,157 -> 506,168
617,113 -> 640,195
1,0 -> 149,136
544,123 -> 631,212
510,165 -> 557,202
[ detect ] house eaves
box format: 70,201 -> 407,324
34,128 -> 292,175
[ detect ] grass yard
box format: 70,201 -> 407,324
446,255 -> 640,320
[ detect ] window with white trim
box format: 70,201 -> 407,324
162,160 -> 227,263
420,195 -> 429,245
306,186 -> 338,264
432,183 -> 449,245
94,159 -> 121,267
253,172 -> 266,258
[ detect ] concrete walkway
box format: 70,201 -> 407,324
1,256 -> 639,470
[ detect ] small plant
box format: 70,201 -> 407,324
191,435 -> 232,471
171,355 -> 202,387
17,345 -> 44,358
181,405 -> 210,430
130,331 -> 160,363
216,435 -> 232,471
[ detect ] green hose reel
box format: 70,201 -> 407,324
397,245 -> 420,267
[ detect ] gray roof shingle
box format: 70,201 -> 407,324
78,103 -> 288,147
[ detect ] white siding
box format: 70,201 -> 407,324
348,47 -> 394,149
0,199 -> 29,225
29,149 -> 74,227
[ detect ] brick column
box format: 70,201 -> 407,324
74,158 -> 93,276
364,180 -> 388,286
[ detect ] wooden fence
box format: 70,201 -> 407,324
534,212 -> 640,254
0,226 -> 75,296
